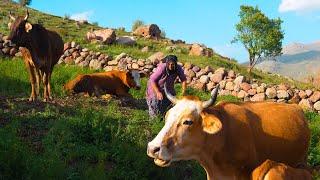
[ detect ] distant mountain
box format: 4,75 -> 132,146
255,41 -> 320,82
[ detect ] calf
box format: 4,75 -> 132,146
64,70 -> 144,97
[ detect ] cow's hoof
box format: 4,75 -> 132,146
43,98 -> 49,102
28,96 -> 36,102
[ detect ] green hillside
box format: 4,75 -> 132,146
0,1 -> 320,179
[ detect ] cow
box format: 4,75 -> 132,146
251,159 -> 311,180
147,84 -> 310,180
7,10 -> 64,102
63,70 -> 144,97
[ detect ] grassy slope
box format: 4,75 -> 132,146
0,1 -> 313,89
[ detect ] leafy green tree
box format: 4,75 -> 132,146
233,5 -> 284,73
132,20 -> 144,32
19,0 -> 32,6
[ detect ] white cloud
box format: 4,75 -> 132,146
212,43 -> 248,63
279,0 -> 320,13
70,10 -> 94,21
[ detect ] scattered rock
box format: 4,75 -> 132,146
148,52 -> 164,65
133,24 -> 161,39
266,87 -> 277,99
250,93 -> 265,102
116,36 -> 136,46
309,91 -> 320,103
299,99 -> 313,111
277,90 -> 289,100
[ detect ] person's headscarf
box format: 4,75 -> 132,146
164,55 -> 178,75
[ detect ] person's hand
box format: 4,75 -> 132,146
156,91 -> 163,100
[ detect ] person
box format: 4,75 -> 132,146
146,55 -> 187,117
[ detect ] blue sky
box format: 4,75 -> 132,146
27,0 -> 320,63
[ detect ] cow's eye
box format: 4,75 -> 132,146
183,120 -> 193,126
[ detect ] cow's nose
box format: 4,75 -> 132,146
147,143 -> 160,158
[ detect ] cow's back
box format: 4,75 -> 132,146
216,102 -> 310,169
47,30 -> 63,66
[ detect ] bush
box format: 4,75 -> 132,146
132,20 -> 144,32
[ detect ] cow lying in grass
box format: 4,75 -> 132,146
251,159 -> 311,180
7,10 -> 64,102
63,70 -> 144,97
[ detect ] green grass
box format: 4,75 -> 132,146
0,57 -> 319,179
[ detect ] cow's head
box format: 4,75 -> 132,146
125,70 -> 146,90
147,84 -> 222,167
7,10 -> 32,45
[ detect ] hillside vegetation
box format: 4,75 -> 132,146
0,1 -> 320,179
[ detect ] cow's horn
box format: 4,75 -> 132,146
202,84 -> 220,109
24,9 -> 29,20
9,11 -> 15,21
164,83 -> 177,104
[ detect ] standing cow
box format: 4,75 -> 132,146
7,10 -> 64,101
147,85 -> 310,180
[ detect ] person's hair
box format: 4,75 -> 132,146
163,55 -> 178,63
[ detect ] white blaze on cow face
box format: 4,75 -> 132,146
131,71 -> 141,89
147,99 -> 206,166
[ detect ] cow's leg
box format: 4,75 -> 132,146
47,71 -> 53,100
42,72 -> 50,102
115,89 -> 133,98
35,69 -> 41,96
24,61 -> 37,101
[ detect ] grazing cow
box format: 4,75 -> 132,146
63,70 -> 144,97
147,85 -> 310,180
251,159 -> 311,180
7,10 -> 64,101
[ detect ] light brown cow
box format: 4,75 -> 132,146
147,85 -> 310,180
64,70 -> 144,97
251,159 -> 311,180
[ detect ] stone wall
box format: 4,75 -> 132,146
1,38 -> 319,113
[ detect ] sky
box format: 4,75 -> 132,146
26,0 -> 320,63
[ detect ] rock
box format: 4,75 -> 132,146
277,99 -> 287,103
82,48 -> 89,52
115,53 -> 127,61
210,73 -> 224,83
220,89 -> 231,96
80,51 -> 89,57
192,66 -> 201,73
219,80 -> 227,89
64,56 -> 74,65
260,83 -> 267,88
196,69 -> 207,78
137,59 -> 145,67
314,101 -> 320,111
184,62 -> 193,70
133,24 -> 161,39
256,86 -> 265,93
86,28 -> 116,44
71,41 -> 76,48
148,52 -> 164,65
141,46 -> 149,52
132,63 -> 139,69
204,66 -> 213,73
189,43 -> 213,57
194,82 -> 206,91
277,90 -> 289,99
248,89 -> 257,96
310,91 -> 320,103
116,36 -> 136,46
298,90 -> 307,99
214,68 -> 226,75
288,93 -> 300,104
89,59 -> 103,70
277,84 -> 289,91
240,83 -> 251,92
233,84 -> 241,92
250,93 -> 265,102
227,70 -> 236,79
234,76 -> 245,85
225,82 -> 234,91
299,99 -> 313,111
78,60 -> 89,67
206,82 -> 215,91
199,75 -> 209,84
145,64 -> 154,69
107,60 -> 118,66
9,48 -> 17,56
251,83 -> 258,89
72,52 -> 80,59
305,89 -> 313,97
75,57 -> 84,64
2,47 -> 10,54
103,66 -> 114,72
266,87 -> 277,99
64,42 -> 71,51
185,69 -> 196,78
237,90 -> 248,99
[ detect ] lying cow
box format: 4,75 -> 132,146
64,70 -> 144,97
147,84 -> 310,180
251,159 -> 311,180
7,10 -> 64,102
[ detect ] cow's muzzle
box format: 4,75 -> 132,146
147,142 -> 172,167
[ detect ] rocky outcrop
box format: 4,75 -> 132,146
133,24 -> 161,39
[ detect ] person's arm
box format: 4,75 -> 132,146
181,80 -> 187,95
177,65 -> 187,95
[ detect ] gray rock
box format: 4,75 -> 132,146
234,76 -> 245,85
210,73 -> 224,83
199,75 -> 209,84
277,90 -> 289,99
299,99 -> 313,111
314,101 -> 320,111
225,82 -> 234,91
108,60 -> 118,66
250,93 -> 265,102
266,87 -> 277,99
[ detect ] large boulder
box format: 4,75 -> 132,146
116,36 -> 136,46
148,52 -> 165,65
189,43 -> 213,57
133,24 -> 161,39
86,28 -> 116,44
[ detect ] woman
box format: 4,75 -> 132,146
146,55 -> 187,117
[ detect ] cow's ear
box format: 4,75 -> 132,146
200,112 -> 222,134
25,22 -> 32,33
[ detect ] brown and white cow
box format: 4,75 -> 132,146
63,70 -> 144,97
147,85 -> 310,180
7,10 -> 64,101
251,159 -> 311,180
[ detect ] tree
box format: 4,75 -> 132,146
132,20 -> 144,32
19,0 -> 32,6
233,5 -> 284,73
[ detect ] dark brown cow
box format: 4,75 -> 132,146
7,10 -> 64,101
